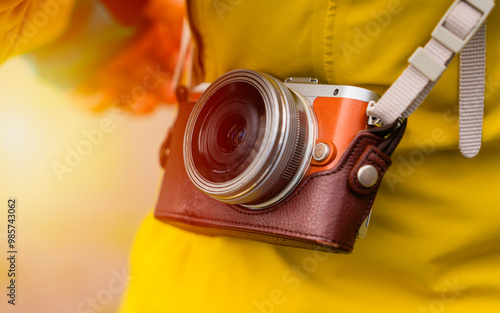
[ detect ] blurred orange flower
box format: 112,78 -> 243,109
75,0 -> 185,113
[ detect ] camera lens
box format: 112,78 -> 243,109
220,117 -> 245,151
184,69 -> 317,209
192,81 -> 264,183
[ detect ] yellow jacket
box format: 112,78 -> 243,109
121,1 -> 500,312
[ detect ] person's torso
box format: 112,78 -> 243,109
187,0 -> 500,151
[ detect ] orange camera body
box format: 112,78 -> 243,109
282,82 -> 378,175
155,70 -> 404,253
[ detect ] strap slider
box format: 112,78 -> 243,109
431,0 -> 494,53
409,47 -> 446,82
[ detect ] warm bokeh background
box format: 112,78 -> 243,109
0,56 -> 176,313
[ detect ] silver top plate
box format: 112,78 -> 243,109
284,83 -> 380,103
193,81 -> 380,103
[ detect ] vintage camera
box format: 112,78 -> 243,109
184,69 -> 379,208
155,69 -> 404,253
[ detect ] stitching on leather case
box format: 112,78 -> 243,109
354,192 -> 377,242
167,221 -> 350,252
352,149 -> 391,240
350,147 -> 391,192
162,212 -> 355,250
160,136 -> 380,250
230,136 -> 381,216
160,134 -> 384,250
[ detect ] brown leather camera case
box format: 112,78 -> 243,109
155,100 -> 406,254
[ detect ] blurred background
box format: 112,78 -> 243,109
0,55 -> 176,313
0,1 -> 182,311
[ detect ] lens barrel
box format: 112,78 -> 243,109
184,69 -> 317,209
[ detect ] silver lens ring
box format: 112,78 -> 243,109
243,88 -> 317,209
184,69 -> 317,209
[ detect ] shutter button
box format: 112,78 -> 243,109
313,142 -> 330,162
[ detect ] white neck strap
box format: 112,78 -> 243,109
367,0 -> 495,158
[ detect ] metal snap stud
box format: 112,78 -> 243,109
357,165 -> 379,188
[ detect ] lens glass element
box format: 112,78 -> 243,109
192,81 -> 266,183
184,69 -> 317,208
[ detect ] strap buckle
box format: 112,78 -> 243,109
432,0 -> 494,53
